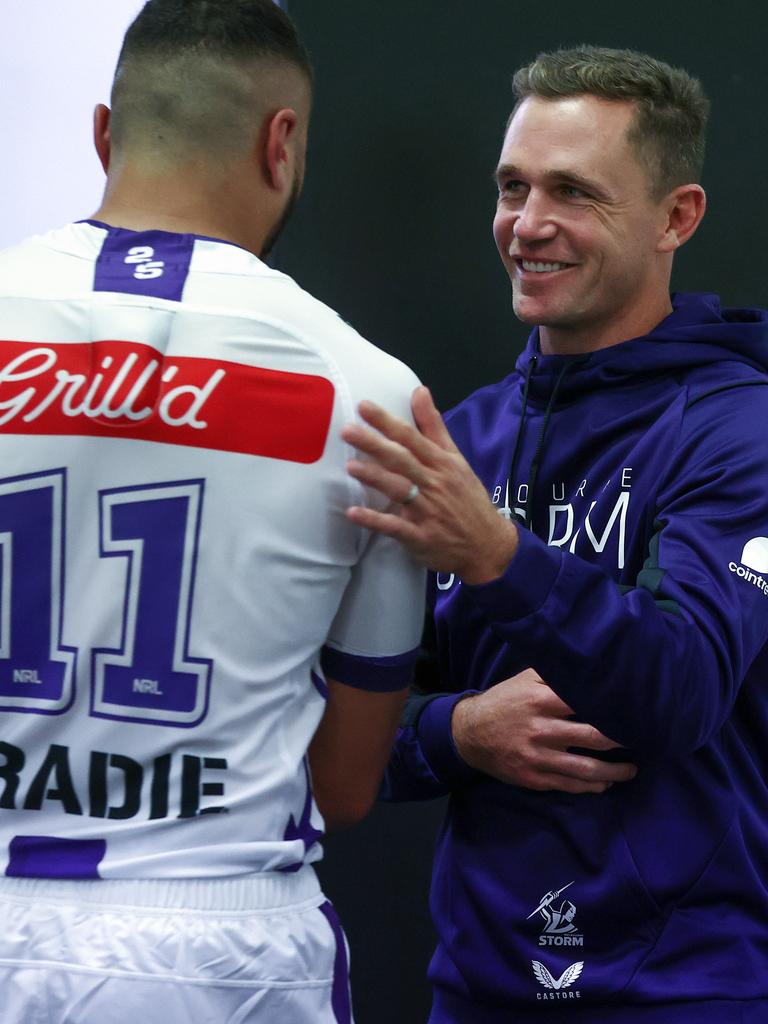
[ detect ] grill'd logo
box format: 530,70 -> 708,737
0,343 -> 222,429
0,338 -> 334,461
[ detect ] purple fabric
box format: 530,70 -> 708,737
320,645 -> 417,692
311,669 -> 329,700
279,759 -> 323,873
415,693 -> 481,784
7,835 -> 106,878
319,900 -> 352,1024
383,293 -> 768,1013
81,219 -> 251,254
430,990 -> 768,1023
92,226 -> 194,302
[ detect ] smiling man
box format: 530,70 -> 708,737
343,47 -> 768,1023
494,91 -> 698,353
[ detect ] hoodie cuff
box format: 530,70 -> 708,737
417,693 -> 481,785
464,524 -> 562,623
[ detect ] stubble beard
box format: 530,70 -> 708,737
260,174 -> 301,260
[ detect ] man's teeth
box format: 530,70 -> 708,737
521,259 -> 569,272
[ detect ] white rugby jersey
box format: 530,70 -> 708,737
0,221 -> 424,879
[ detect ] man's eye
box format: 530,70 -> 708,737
500,180 -> 524,194
561,185 -> 587,199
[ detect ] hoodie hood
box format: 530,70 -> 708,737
514,292 -> 768,403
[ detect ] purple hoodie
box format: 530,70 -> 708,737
383,293 -> 768,1022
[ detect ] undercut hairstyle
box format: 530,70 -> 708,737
110,0 -> 313,160
512,46 -> 709,199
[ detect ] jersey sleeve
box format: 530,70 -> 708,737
461,382 -> 768,757
321,353 -> 426,692
321,526 -> 425,691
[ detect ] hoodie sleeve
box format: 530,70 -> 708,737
381,601 -> 482,801
380,691 -> 481,800
461,381 -> 768,757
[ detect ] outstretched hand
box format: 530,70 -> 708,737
342,386 -> 518,584
452,669 -> 637,794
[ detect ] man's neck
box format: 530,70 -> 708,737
91,166 -> 270,258
538,293 -> 674,356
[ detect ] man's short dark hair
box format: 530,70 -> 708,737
117,0 -> 312,81
110,0 -> 313,158
512,46 -> 709,198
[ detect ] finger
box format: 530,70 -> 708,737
342,423 -> 427,484
356,401 -> 442,466
529,688 -> 577,717
518,772 -> 614,795
514,668 -> 547,686
347,459 -> 416,505
544,751 -> 638,783
346,504 -> 423,542
558,721 -> 623,751
411,387 -> 459,451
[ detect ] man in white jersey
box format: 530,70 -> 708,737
0,1 -> 424,1021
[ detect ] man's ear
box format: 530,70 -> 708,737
93,104 -> 112,173
657,184 -> 707,253
263,107 -> 298,191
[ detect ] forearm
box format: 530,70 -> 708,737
309,679 -> 407,830
465,527 -> 736,755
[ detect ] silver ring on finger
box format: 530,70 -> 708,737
402,482 -> 420,505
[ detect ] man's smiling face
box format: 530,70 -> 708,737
493,94 -> 673,353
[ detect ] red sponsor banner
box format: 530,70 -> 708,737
0,339 -> 335,463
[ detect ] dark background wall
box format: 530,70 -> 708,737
278,3 -> 768,1021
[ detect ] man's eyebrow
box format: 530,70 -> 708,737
494,163 -> 611,200
493,163 -> 522,183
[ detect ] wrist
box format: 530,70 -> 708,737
418,692 -> 482,784
459,519 -> 519,586
451,693 -> 480,768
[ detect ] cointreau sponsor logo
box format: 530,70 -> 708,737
0,340 -> 334,462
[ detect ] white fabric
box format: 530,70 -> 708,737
0,222 -> 425,878
0,867 -> 350,1024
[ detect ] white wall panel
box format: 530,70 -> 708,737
0,0 -> 145,248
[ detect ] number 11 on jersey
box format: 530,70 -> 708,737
0,470 -> 75,714
0,472 -> 212,728
93,480 -> 212,727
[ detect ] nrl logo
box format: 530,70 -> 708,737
532,960 -> 584,992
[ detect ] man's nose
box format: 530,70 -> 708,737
513,192 -> 557,243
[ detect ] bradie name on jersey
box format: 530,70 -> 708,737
0,739 -> 229,820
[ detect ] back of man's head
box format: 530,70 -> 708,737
109,0 -> 313,168
512,46 -> 709,199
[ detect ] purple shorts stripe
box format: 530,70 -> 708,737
319,900 -> 352,1024
7,835 -> 106,879
320,646 -> 417,692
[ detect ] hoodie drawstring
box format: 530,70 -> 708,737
512,356 -> 589,531
507,355 -> 536,521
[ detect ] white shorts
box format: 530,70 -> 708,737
0,866 -> 352,1024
